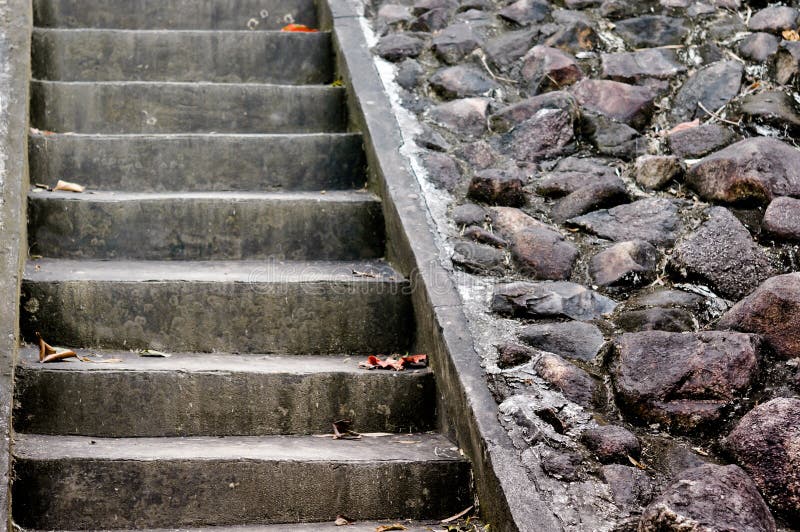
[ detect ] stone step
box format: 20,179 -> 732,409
33,29 -> 334,84
14,348 -> 435,437
34,0 -> 319,31
29,132 -> 366,192
31,81 -> 347,134
22,523 -> 443,532
21,259 -> 413,354
12,433 -> 470,529
28,190 -> 384,261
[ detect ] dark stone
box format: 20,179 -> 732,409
452,241 -> 507,275
489,91 -> 578,133
600,0 -> 659,20
496,343 -> 535,368
429,65 -> 498,99
601,49 -> 686,83
748,6 -> 798,34
626,289 -> 703,310
542,19 -> 600,54
462,225 -> 507,247
698,42 -> 727,64
738,32 -> 780,62
498,0 -> 551,27
376,33 -> 426,62
551,180 -> 629,223
536,157 -> 619,197
685,137 -> 800,204
492,280 -> 617,320
602,465 -> 653,512
411,0 -> 457,16
468,169 -> 526,207
420,151 -> 462,192
723,397 -> 800,520
614,16 -> 690,48
409,7 -> 451,32
484,29 -> 538,70
718,272 -> 800,359
568,198 -> 682,247
737,90 -> 800,135
454,140 -> 496,169
376,4 -> 413,31
615,307 -> 696,333
640,464 -> 776,532
428,97 -> 489,137
571,79 -> 656,129
541,448 -> 584,481
610,331 -> 760,432
415,125 -> 450,152
566,0 -> 601,8
431,23 -> 481,64
583,113 -> 646,160
519,321 -> 605,362
581,425 -> 640,463
521,45 -> 583,94
667,123 -> 737,159
706,12 -> 746,40
452,203 -> 487,226
396,58 -> 425,90
634,155 -> 683,190
670,60 -> 743,123
535,353 -> 599,407
500,108 -> 577,162
589,240 -> 659,287
773,41 -> 800,86
671,207 -> 775,300
763,196 -> 800,241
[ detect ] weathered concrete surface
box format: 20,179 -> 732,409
32,29 -> 334,84
14,349 -> 435,436
21,259 -> 413,354
12,433 -> 470,529
30,81 -> 348,134
28,190 -> 385,260
0,0 -> 31,530
29,132 -> 366,192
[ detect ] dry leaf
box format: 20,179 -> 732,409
441,506 -> 474,524
376,525 -> 407,532
783,29 -> 800,41
358,354 -> 428,371
628,454 -> 648,470
281,23 -> 318,32
37,332 -> 78,363
140,350 -> 171,358
54,180 -> 85,193
334,515 -> 352,526
332,419 -> 362,440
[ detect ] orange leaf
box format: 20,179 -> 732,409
281,24 -> 318,32
400,354 -> 428,368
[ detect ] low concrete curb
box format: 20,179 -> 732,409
0,0 -> 31,529
321,1 -> 561,530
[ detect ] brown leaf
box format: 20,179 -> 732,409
666,119 -> 700,136
54,179 -> 85,193
332,419 -> 362,440
376,525 -> 407,532
334,515 -> 352,526
783,29 -> 800,41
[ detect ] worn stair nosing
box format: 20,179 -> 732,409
28,189 -> 379,202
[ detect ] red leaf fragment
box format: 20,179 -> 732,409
358,354 -> 428,371
281,24 -> 318,32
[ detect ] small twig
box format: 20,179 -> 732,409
473,49 -> 518,84
697,102 -> 740,127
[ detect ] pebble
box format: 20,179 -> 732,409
535,353 -> 599,407
738,32 -> 780,62
500,108 -> 578,162
568,198 -> 682,247
762,196 -> 800,241
521,45 -> 583,94
492,281 -> 617,320
467,169 -> 526,207
489,91 -> 578,133
748,6 -> 799,34
614,307 -> 696,333
551,180 -> 629,223
420,150 -> 462,191
601,49 -> 686,83
580,425 -> 640,463
452,240 -> 507,275
737,90 -> 800,136
613,15 -> 689,48
376,32 -> 426,62
634,155 -> 683,190
571,79 -> 657,129
498,0 -> 551,27
428,97 -> 489,137
589,240 -> 659,287
431,23 -> 482,64
670,60 -> 743,123
519,321 -> 605,362
667,123 -> 738,159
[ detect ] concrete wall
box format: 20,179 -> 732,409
0,0 -> 30,529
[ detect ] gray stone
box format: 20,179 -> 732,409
431,23 -> 481,64
667,123 -> 738,159
610,331 -> 760,432
738,90 -> 800,135
534,353 -> 599,407
428,97 -> 489,137
568,198 -> 682,247
671,207 -> 775,300
571,79 -> 656,129
396,58 -> 425,90
542,19 -> 600,54
501,108 -> 577,162
519,321 -> 605,362
551,180 -> 629,223
377,4 -> 413,30
429,65 -> 498,99
489,91 -> 578,133
415,125 -> 450,152
420,150 -> 462,191
452,241 -> 507,275
409,7 -> 452,32
455,140 -> 496,169
614,15 -> 689,48
583,113 -> 646,160
468,169 -> 526,207
773,40 -> 800,86
536,157 -> 619,197
670,61 -> 743,123
485,29 -> 538,70
600,0 -> 659,20
498,0 -> 551,26
452,203 -> 487,226
614,307 -> 696,333
686,137 -> 800,203
763,196 -> 800,241
718,272 -> 800,359
640,464 -> 776,532
738,32 -> 780,62
748,6 -> 798,34
601,48 -> 686,83
626,289 -> 703,310
540,447 -> 584,481
602,465 -> 653,512
589,240 -> 659,287
376,33 -> 426,62
496,343 -> 535,369
723,397 -> 800,520
411,0 -> 457,16
634,155 -> 683,190
521,45 -> 583,94
463,225 -> 508,247
492,281 -> 617,321
581,425 -> 640,463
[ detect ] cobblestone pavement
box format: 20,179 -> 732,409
363,0 -> 800,529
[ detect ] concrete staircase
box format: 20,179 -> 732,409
12,0 -> 471,529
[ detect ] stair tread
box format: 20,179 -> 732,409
30,190 -> 378,202
34,28 -> 330,35
30,131 -> 361,139
17,347 -> 425,375
14,433 -> 464,462
24,259 -> 403,283
23,522 -> 442,531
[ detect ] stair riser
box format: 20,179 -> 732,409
28,195 -> 385,261
33,30 -> 334,84
31,82 -> 347,134
21,280 -> 413,354
34,0 -> 319,30
13,458 -> 470,528
14,368 -> 436,436
29,134 -> 366,192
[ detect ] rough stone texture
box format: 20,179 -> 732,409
519,321 -> 605,362
589,240 -> 659,287
542,17 -> 599,54
376,32 -> 426,61
420,151 -> 462,191
428,97 -> 489,137
718,273 -> 800,359
568,198 -> 682,247
452,203 -> 487,226
670,61 -> 743,123
534,353 -> 599,407
550,180 -> 629,223
521,45 -> 583,94
640,464 -> 776,532
497,343 -> 535,369
580,425 -> 640,463
667,123 -> 738,159
739,32 -> 780,62
396,58 -> 425,89
763,196 -> 800,241
489,91 -> 578,132
614,307 -> 695,333
571,79 -> 656,129
463,225 -> 507,247
738,90 -> 800,136
610,331 -> 760,432
492,281 -> 617,321
685,137 -> 800,204
583,113 -> 645,160
748,6 -> 799,34
468,169 -> 526,207
626,289 -> 704,311
429,65 -> 498,99
614,15 -> 689,48
671,207 -> 775,300
431,23 -> 481,64
536,157 -> 619,197
773,41 -> 800,86
601,48 -> 686,83
634,155 -> 683,191
723,397 -> 800,520
452,241 -> 507,275
485,28 -> 537,70
602,465 -> 653,513
498,0 -> 550,26
501,108 -> 577,162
